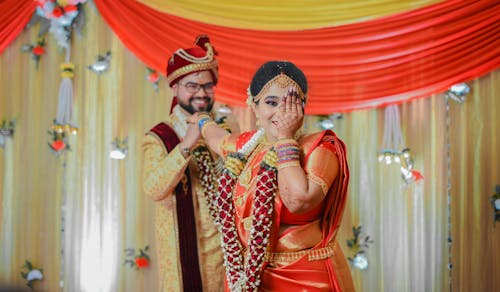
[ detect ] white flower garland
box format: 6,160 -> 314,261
216,129 -> 278,291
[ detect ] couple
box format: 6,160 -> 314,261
143,35 -> 354,292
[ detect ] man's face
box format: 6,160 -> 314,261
172,71 -> 215,114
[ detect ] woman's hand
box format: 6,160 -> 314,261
275,87 -> 304,140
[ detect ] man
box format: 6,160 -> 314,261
142,35 -> 227,292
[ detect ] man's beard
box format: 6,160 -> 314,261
179,96 -> 214,114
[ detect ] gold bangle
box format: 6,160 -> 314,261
277,160 -> 301,171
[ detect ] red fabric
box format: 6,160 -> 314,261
94,0 -> 499,114
0,0 -> 37,55
166,35 -> 218,86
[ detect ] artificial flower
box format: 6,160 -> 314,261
411,170 -> 424,182
88,51 -> 112,75
135,257 -> 149,268
146,67 -> 160,91
148,71 -> 159,83
48,120 -> 73,156
32,46 -> 45,56
0,119 -> 15,148
347,225 -> 374,270
20,260 -> 43,289
124,245 -> 151,270
52,6 -> 64,18
21,37 -> 46,68
26,269 -> 43,282
51,140 -> 66,152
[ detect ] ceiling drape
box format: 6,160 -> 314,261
94,0 -> 500,113
137,0 -> 441,30
0,0 -> 37,55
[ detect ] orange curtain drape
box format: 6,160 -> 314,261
0,0 -> 37,55
94,0 -> 500,114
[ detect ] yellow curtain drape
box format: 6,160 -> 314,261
313,70 -> 499,291
450,71 -> 500,292
0,6 -> 164,291
138,0 -> 442,30
0,3 -> 499,291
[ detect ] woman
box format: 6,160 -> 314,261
192,61 -> 354,291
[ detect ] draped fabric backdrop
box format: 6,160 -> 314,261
94,0 -> 500,113
0,1 -> 499,292
137,0 -> 442,30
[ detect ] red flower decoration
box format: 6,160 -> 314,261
148,72 -> 159,83
124,245 -> 151,270
135,257 -> 149,268
32,46 -> 45,56
51,140 -> 66,151
411,170 -> 424,181
52,6 -> 64,18
64,5 -> 78,13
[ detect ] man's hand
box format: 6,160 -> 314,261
179,118 -> 201,157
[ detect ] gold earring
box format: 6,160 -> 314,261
256,119 -> 261,128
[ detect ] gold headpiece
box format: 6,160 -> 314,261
247,73 -> 306,106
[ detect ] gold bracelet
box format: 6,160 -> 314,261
277,160 -> 301,171
181,146 -> 191,156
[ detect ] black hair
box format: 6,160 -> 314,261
249,61 -> 308,99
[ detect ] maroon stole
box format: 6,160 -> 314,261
150,122 -> 203,291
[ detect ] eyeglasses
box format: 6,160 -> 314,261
178,82 -> 216,94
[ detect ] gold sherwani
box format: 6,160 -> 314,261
142,107 -> 224,292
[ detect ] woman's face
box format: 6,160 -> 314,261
252,82 -> 292,142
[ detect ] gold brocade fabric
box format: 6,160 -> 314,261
142,115 -> 224,291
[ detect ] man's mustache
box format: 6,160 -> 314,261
190,96 -> 211,102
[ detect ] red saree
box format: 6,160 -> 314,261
226,130 -> 354,291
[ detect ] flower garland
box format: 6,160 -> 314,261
216,129 -> 278,291
192,146 -> 222,225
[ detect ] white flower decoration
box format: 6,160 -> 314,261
26,269 -> 43,281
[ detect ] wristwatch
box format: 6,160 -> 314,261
181,147 -> 191,156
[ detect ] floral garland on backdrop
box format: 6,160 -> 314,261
33,0 -> 86,49
28,1 -> 88,156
